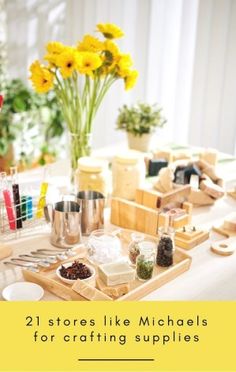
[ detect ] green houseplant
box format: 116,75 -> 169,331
116,102 -> 167,152
0,79 -> 64,171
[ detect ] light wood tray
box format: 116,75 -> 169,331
23,229 -> 192,301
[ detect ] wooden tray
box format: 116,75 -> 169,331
23,229 -> 192,301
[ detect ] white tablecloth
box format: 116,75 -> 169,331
0,154 -> 236,301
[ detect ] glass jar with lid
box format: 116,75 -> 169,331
75,157 -> 109,196
128,232 -> 144,266
156,227 -> 174,267
112,151 -> 146,200
136,243 -> 155,281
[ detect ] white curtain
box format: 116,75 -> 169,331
5,0 -> 236,154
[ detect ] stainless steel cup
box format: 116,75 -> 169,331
77,191 -> 105,235
44,200 -> 82,248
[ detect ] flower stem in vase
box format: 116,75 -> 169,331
69,132 -> 92,183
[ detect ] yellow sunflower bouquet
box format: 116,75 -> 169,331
29,23 -> 138,174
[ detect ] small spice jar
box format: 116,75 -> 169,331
156,227 -> 174,267
136,245 -> 155,281
75,157 -> 109,196
128,232 -> 144,265
112,151 -> 146,200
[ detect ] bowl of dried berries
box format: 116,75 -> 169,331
56,260 -> 96,284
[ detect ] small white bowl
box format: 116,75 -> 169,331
56,262 -> 96,284
2,282 -> 44,301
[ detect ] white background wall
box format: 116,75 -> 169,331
4,0 -> 236,154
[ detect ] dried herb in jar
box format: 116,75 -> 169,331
156,236 -> 173,267
129,244 -> 140,265
136,255 -> 154,280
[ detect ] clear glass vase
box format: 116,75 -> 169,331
69,132 -> 92,182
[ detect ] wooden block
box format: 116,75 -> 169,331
175,230 -> 209,250
72,279 -> 112,301
182,201 -> 193,215
156,185 -> 191,208
96,278 -> 130,299
211,237 -> 236,256
135,188 -> 161,209
172,214 -> 189,229
153,150 -> 173,162
223,213 -> 236,232
111,197 -> 159,236
176,227 -> 202,240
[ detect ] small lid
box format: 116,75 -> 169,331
77,157 -> 108,173
114,151 -> 143,165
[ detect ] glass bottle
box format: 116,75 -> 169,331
112,152 -> 146,200
128,232 -> 144,266
0,172 -> 16,230
75,157 -> 109,196
136,246 -> 155,281
156,227 -> 175,267
10,166 -> 22,229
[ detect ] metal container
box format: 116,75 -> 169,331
44,200 -> 82,248
77,191 -> 105,235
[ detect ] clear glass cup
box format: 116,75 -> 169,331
87,229 -> 122,265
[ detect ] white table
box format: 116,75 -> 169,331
0,153 -> 236,301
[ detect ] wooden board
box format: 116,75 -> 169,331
23,229 -> 191,301
111,198 -> 159,236
213,223 -> 236,238
136,185 -> 191,209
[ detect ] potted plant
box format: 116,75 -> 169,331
116,102 -> 167,152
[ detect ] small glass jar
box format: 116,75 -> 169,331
128,232 -> 144,266
75,157 -> 109,196
136,246 -> 155,281
112,152 -> 146,200
156,227 -> 175,267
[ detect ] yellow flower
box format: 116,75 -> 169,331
97,23 -> 124,39
29,61 -> 54,93
56,48 -> 79,78
77,35 -> 103,53
77,52 -> 102,76
44,41 -> 65,66
117,54 -> 133,77
102,40 -> 120,72
124,70 -> 138,90
46,41 -> 65,55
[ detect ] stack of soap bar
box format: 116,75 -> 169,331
96,278 -> 130,299
98,262 -> 135,286
148,159 -> 168,176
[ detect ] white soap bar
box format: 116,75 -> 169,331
98,262 -> 135,286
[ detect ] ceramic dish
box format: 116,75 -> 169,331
56,262 -> 96,284
2,282 -> 44,301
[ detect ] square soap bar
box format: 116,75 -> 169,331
98,262 -> 135,286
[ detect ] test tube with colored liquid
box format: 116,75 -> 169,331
36,167 -> 49,218
0,172 -> 16,230
26,195 -> 33,219
10,166 -> 22,229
